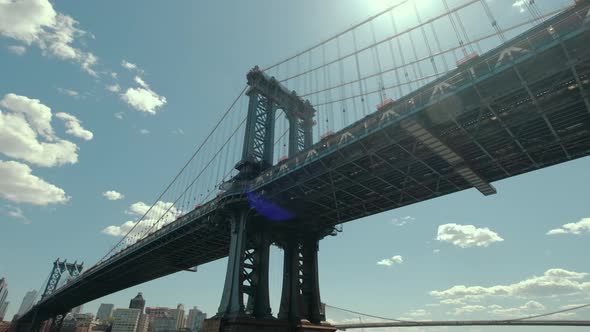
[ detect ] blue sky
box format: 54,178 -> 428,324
1,0 -> 589,330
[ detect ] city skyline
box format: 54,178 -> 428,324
1,0 -> 590,330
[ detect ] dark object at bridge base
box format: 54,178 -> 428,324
202,318 -> 336,332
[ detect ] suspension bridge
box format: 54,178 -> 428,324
12,0 -> 590,331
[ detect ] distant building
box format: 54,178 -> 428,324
0,278 -> 8,321
96,303 -> 115,321
185,307 -> 206,332
71,304 -> 84,314
136,313 -> 149,332
0,302 -> 8,321
150,314 -> 177,332
172,304 -> 184,329
129,293 -> 145,311
111,308 -> 141,332
17,290 -> 38,316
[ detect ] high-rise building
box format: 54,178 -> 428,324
172,304 -> 184,329
185,307 -> 207,332
136,314 -> 149,332
17,290 -> 38,316
96,303 -> 114,321
129,293 -> 145,311
0,278 -> 8,320
111,308 -> 141,332
0,302 -> 8,321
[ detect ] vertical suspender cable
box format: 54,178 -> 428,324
413,1 -> 440,77
352,28 -> 369,117
337,36 -> 348,128
389,10 -> 411,94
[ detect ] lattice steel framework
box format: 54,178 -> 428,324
241,66 -> 316,169
41,259 -> 84,300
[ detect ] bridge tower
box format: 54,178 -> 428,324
41,259 -> 84,300
236,66 -> 315,176
206,67 -> 335,332
10,259 -> 83,332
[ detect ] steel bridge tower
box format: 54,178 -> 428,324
205,67 -> 336,332
10,259 -> 83,332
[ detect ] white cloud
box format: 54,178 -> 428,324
489,300 -> 545,317
0,160 -> 69,205
392,215 -> 415,226
512,0 -> 527,13
134,76 -> 148,88
121,60 -> 140,71
102,190 -> 124,201
139,129 -> 150,135
3,205 -> 29,223
431,268 -> 590,302
0,0 -> 55,43
433,249 -> 440,254
377,255 -> 403,266
406,309 -> 429,317
436,223 -> 503,248
102,201 -> 179,238
7,45 -> 26,55
106,84 -> 120,93
547,217 -> 590,236
1,93 -> 54,139
56,88 -> 79,97
451,305 -> 486,316
55,112 -> 93,140
0,93 -> 79,167
121,86 -> 166,114
114,112 -> 124,120
0,0 -> 98,75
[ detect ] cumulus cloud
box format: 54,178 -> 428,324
436,223 -> 504,248
431,268 -> 590,303
547,217 -> 590,236
377,255 -> 403,266
121,60 -> 139,71
392,215 -> 415,226
139,129 -> 150,135
121,84 -> 166,114
450,300 -> 546,317
1,93 -> 54,139
490,300 -> 545,317
102,190 -> 124,201
102,201 -> 179,238
451,305 -> 486,316
7,45 -> 26,55
0,160 -> 69,205
0,0 -> 98,75
55,112 -> 93,140
0,93 -> 78,167
106,84 -> 120,93
114,112 -> 124,120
